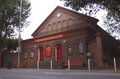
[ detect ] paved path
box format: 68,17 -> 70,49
0,69 -> 120,79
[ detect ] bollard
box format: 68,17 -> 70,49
50,60 -> 53,70
68,59 -> 70,70
37,61 -> 40,70
113,57 -> 117,72
88,58 -> 91,71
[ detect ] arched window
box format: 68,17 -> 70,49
55,44 -> 62,60
24,53 -> 28,59
52,23 -> 56,32
67,44 -> 72,55
62,20 -> 67,30
44,27 -> 47,33
46,45 -> 52,57
42,29 -> 45,33
57,21 -> 61,31
48,24 -> 51,33
68,18 -> 73,26
79,42 -> 84,53
31,52 -> 34,58
39,47 -> 44,61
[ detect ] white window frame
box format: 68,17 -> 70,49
24,53 -> 28,59
31,52 -> 34,58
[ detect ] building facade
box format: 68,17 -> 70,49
0,6 -> 118,69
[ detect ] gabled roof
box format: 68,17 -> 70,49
32,6 -> 98,37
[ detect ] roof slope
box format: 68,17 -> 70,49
31,6 -> 98,37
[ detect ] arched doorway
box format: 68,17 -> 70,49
39,47 -> 44,61
55,44 -> 62,61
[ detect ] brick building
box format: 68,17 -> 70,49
0,6 -> 118,69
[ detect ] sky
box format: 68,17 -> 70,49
21,0 -> 64,40
21,0 -> 108,40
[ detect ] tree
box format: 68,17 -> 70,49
6,38 -> 19,53
61,0 -> 120,39
0,0 -> 31,51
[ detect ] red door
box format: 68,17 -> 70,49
39,47 -> 44,61
56,44 -> 62,60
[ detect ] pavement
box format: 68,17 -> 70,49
1,68 -> 120,79
1,68 -> 120,73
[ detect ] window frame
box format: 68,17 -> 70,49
78,42 -> 84,54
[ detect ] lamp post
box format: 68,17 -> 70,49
17,0 -> 22,69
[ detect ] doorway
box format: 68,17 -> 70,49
55,44 -> 62,61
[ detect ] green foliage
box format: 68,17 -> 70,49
63,0 -> 120,15
6,38 -> 19,52
0,0 -> 31,52
62,0 -> 120,39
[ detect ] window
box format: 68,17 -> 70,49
31,52 -> 34,58
24,53 -> 28,59
57,21 -> 61,31
62,20 -> 67,30
68,18 -> 73,26
48,24 -> 51,32
68,47 -> 72,55
67,43 -> 72,55
52,23 -> 56,32
79,42 -> 84,53
68,47 -> 72,53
